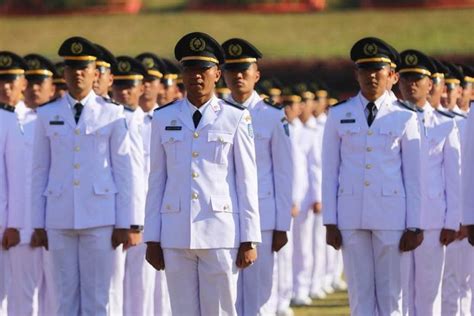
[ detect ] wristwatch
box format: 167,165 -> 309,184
243,242 -> 257,249
130,225 -> 144,232
406,228 -> 422,234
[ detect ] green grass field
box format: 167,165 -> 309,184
295,291 -> 350,316
0,8 -> 472,61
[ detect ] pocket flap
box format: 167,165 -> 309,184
210,195 -> 233,212
43,184 -> 64,197
337,184 -> 353,196
338,125 -> 360,136
161,132 -> 184,144
208,131 -> 234,144
379,125 -> 399,137
258,183 -> 275,199
428,186 -> 444,198
160,197 -> 180,213
46,126 -> 68,137
382,184 -> 406,197
93,182 -> 118,195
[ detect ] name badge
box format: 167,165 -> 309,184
49,121 -> 65,125
340,119 -> 355,124
165,126 -> 182,131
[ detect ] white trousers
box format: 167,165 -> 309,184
0,229 -> 8,316
7,244 -> 42,316
47,226 -> 116,316
40,249 -> 57,316
402,229 -> 445,316
124,243 -> 155,316
108,245 -> 125,316
310,214 -> 326,293
324,245 -> 344,288
341,229 -> 403,316
292,210 -> 314,299
268,224 -> 293,313
163,248 -> 238,316
239,231 -> 275,315
154,270 -> 171,316
442,238 -> 473,316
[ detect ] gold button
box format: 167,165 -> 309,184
364,180 -> 370,187
53,132 -> 58,136
393,190 -> 398,194
169,137 -> 175,142
192,193 -> 199,200
223,205 -> 229,210
166,205 -> 171,210
366,164 -> 372,169
193,132 -> 199,138
366,147 -> 373,152
48,190 -> 53,194
74,146 -> 80,152
367,130 -> 373,136
192,152 -> 199,158
105,188 -> 109,193
73,180 -> 80,186
74,129 -> 80,135
192,172 -> 199,179
74,163 -> 80,169
218,136 -> 224,142
340,188 -> 344,193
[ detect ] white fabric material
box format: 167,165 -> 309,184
0,231 -> 8,316
341,229 -> 404,316
154,270 -> 171,316
47,226 -> 115,316
163,248 -> 239,316
108,245 -> 125,316
292,209 -> 314,299
310,213 -> 326,294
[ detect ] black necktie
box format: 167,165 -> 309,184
193,110 -> 202,128
74,102 -> 83,124
366,102 -> 377,127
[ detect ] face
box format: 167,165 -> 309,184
93,68 -> 113,97
446,85 -> 462,108
140,78 -> 163,105
399,74 -> 432,105
461,83 -> 473,107
112,82 -> 144,107
64,63 -> 98,97
223,63 -> 260,96
159,83 -> 179,105
387,71 -> 399,91
0,76 -> 27,105
182,65 -> 220,99
284,101 -> 303,122
356,65 -> 392,101
429,78 -> 444,107
24,77 -> 55,108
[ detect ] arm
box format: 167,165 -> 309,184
401,113 -> 422,229
443,121 -> 462,230
271,113 -> 294,231
463,112 -> 474,225
234,110 -> 261,244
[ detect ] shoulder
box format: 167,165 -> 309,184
262,97 -> 283,110
102,96 -> 121,106
38,97 -> 59,108
394,100 -> 417,113
435,109 -> 455,119
329,99 -> 349,109
154,99 -> 179,113
221,98 -> 245,110
451,110 -> 467,119
0,102 -> 15,113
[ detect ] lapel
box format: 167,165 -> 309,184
58,95 -> 76,129
196,97 -> 219,131
177,100 -> 195,131
79,94 -> 101,134
352,95 -> 369,131
362,93 -> 390,130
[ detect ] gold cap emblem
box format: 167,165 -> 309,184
363,43 -> 378,56
71,42 -> 83,55
142,57 -> 154,69
27,59 -> 41,70
118,61 -> 131,72
405,54 -> 418,66
0,55 -> 12,67
228,44 -> 242,57
189,37 -> 206,52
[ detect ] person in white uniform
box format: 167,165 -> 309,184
136,52 -> 173,316
323,37 -> 423,316
221,38 -> 293,315
30,36 -> 137,316
398,49 -> 461,316
112,55 -> 153,316
144,32 -> 261,316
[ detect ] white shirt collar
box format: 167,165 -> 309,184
186,95 -> 215,116
359,90 -> 388,111
66,89 -> 95,109
228,90 -> 260,109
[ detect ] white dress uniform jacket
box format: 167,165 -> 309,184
322,91 -> 422,230
30,90 -> 134,229
228,91 -> 293,232
144,95 -> 261,248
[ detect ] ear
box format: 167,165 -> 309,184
215,68 -> 221,83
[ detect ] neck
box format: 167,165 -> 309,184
126,103 -> 139,110
231,90 -> 252,104
408,97 -> 427,108
361,90 -> 384,102
139,99 -> 156,112
188,93 -> 212,108
70,88 -> 91,101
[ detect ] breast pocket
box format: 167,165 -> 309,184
161,131 -> 184,164
337,125 -> 362,152
91,128 -> 110,155
379,125 -> 403,153
208,131 -> 234,165
210,195 -> 234,213
427,134 -> 445,156
46,126 -> 69,144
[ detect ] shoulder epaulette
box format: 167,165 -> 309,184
0,103 -> 15,112
222,99 -> 245,110
263,97 -> 282,110
123,106 -> 134,112
436,109 -> 455,119
450,110 -> 467,119
330,99 -> 348,108
102,96 -> 121,106
396,100 -> 416,112
154,99 -> 177,112
38,97 -> 58,108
